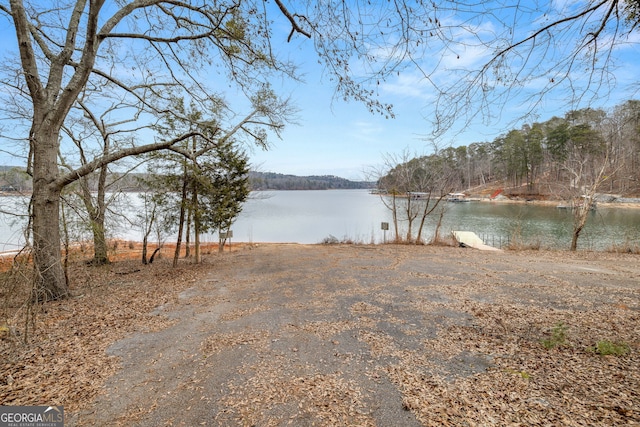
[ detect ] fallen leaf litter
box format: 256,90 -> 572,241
1,244 -> 638,426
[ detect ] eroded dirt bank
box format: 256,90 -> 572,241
3,244 -> 640,426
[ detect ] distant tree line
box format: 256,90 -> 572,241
0,169 -> 373,193
249,172 -> 374,190
380,101 -> 640,199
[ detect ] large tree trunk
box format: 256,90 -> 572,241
77,192 -> 109,265
79,165 -> 110,265
31,129 -> 69,301
141,234 -> 149,265
91,149 -> 110,265
12,0 -> 101,300
91,219 -> 109,265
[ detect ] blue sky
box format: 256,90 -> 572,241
1,1 -> 639,181
247,2 -> 640,180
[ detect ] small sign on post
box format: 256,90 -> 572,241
381,222 -> 389,243
220,230 -> 233,252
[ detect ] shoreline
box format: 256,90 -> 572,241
371,190 -> 640,209
469,197 -> 640,209
2,190 -> 640,209
2,236 -> 638,266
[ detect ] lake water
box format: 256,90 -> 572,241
232,190 -> 640,250
2,189 -> 640,252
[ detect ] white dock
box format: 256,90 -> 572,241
452,231 -> 502,251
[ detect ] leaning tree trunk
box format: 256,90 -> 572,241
191,179 -> 201,264
570,226 -> 583,251
432,207 -> 446,244
570,202 -> 591,251
173,164 -> 189,267
31,130 -> 69,301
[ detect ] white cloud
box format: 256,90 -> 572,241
380,71 -> 437,101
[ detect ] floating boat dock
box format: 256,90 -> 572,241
452,231 -> 502,251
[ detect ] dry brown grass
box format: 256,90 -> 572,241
0,246 -> 215,412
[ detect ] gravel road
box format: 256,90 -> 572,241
73,244 -> 640,426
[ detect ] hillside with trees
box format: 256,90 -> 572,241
0,169 -> 373,193
249,172 -> 374,190
378,102 -> 640,201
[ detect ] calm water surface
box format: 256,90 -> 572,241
232,190 -> 389,243
234,190 -> 640,250
2,189 -> 639,251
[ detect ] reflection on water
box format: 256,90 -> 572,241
230,190 -> 390,244
218,190 -> 640,250
2,190 -> 639,251
429,201 -> 640,250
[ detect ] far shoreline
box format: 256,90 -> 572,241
470,197 -> 640,209
370,191 -> 640,209
3,188 -> 640,209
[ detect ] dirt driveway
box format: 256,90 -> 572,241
71,244 -> 639,426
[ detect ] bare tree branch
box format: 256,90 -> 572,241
53,131 -> 202,190
273,0 -> 311,41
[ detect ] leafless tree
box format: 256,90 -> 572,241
427,0 -> 639,136
59,87 -> 149,265
605,100 -> 640,193
1,0 -> 637,300
0,1 -> 302,300
551,108 -> 618,250
375,149 -> 455,243
567,157 -> 611,251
